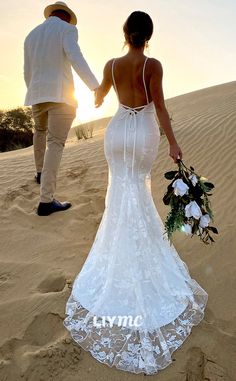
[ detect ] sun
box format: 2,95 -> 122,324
73,77 -> 103,124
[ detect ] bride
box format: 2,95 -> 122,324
64,11 -> 208,375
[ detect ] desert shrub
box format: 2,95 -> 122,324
0,107 -> 34,152
75,123 -> 94,140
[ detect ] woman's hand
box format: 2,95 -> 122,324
94,87 -> 104,108
94,60 -> 113,108
169,143 -> 182,163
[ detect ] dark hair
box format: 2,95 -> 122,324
51,9 -> 71,21
123,11 -> 153,48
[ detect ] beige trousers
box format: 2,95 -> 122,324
32,102 -> 76,203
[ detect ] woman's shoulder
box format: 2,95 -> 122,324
104,56 -> 123,66
146,57 -> 163,72
103,56 -> 163,77
103,57 -> 123,76
103,59 -> 115,76
103,58 -> 117,70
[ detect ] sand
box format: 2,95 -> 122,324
0,81 -> 235,381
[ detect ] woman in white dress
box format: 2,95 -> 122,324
64,11 -> 208,375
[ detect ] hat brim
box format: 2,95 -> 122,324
44,4 -> 77,25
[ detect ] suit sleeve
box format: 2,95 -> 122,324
23,40 -> 31,88
63,27 -> 99,91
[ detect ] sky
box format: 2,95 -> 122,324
0,0 -> 235,124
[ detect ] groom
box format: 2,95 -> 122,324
24,1 -> 99,216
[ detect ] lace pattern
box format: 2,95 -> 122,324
64,285 -> 207,375
64,100 -> 208,375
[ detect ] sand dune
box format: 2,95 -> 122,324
0,81 -> 235,381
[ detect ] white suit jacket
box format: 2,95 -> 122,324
24,16 -> 99,107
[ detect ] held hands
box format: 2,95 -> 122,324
169,143 -> 183,163
94,87 -> 104,108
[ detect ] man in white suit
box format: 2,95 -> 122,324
24,1 -> 99,216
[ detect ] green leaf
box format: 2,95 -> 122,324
190,183 -> 204,198
167,182 -> 174,191
192,222 -> 198,234
208,226 -> 218,234
164,171 -> 178,180
163,192 -> 172,205
204,182 -> 215,190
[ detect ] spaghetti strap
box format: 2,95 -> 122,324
112,57 -> 150,106
142,57 -> 149,105
111,59 -> 119,98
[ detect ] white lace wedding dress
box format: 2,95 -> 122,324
64,57 -> 208,375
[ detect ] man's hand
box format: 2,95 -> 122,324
94,87 -> 104,108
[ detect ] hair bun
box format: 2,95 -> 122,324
130,32 -> 145,47
123,11 -> 153,48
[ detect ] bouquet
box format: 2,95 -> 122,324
163,159 -> 218,244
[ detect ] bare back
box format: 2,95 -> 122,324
111,55 -> 153,108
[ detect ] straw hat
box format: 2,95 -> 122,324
44,1 -> 77,25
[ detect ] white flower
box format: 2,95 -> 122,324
189,174 -> 198,186
185,201 -> 202,219
172,179 -> 189,196
199,214 -> 211,228
183,223 -> 192,235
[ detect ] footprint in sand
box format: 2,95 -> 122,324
0,337 -> 20,362
0,272 -> 10,286
23,313 -> 65,347
204,358 -> 230,381
185,347 -> 230,381
0,322 -> 83,380
37,273 -> 67,293
0,338 -> 22,380
21,338 -> 83,380
66,160 -> 88,180
185,347 -> 205,380
3,183 -> 38,209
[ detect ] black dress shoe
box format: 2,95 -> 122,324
37,199 -> 72,216
35,172 -> 41,184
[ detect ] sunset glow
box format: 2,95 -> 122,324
0,0 -> 236,123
